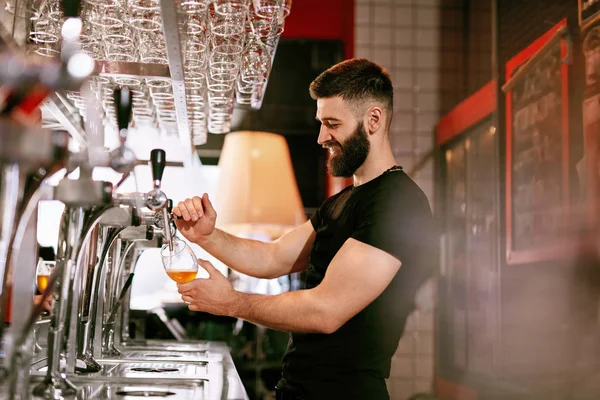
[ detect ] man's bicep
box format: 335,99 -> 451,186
315,239 -> 401,330
272,220 -> 316,277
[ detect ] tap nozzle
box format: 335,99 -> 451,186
162,207 -> 174,251
147,149 -> 173,250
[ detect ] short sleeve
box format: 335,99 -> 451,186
351,185 -> 434,264
310,207 -> 321,230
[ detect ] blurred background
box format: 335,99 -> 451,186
20,0 -> 600,399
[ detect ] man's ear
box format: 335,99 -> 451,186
365,106 -> 383,134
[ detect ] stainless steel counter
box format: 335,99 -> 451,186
28,339 -> 248,400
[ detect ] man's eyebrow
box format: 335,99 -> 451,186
315,117 -> 342,122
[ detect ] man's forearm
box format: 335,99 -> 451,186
230,290 -> 335,334
197,229 -> 280,279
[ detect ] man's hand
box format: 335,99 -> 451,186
173,194 -> 217,244
34,294 -> 52,313
177,259 -> 239,316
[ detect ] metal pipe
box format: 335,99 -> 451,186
101,228 -> 158,351
0,160 -> 67,353
76,226 -> 124,373
0,164 -> 21,343
33,205 -> 113,398
118,246 -> 147,345
101,237 -> 125,357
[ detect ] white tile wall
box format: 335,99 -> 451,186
394,49 -> 414,68
374,5 -> 394,25
417,7 -> 440,28
374,26 -> 394,45
416,49 -> 439,69
416,71 -> 439,91
355,2 -> 441,398
417,27 -> 440,48
392,68 -> 414,89
395,29 -> 414,46
394,7 -> 414,27
372,48 -> 393,69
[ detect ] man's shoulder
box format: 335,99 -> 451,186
358,170 -> 430,210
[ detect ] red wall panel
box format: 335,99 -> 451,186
282,0 -> 355,196
282,0 -> 355,59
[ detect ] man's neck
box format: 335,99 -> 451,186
352,143 -> 397,187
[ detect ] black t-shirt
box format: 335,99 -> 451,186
278,167 -> 438,400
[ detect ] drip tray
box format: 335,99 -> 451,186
80,383 -> 203,399
28,375 -> 207,399
129,367 -> 180,373
143,354 -> 183,358
100,350 -> 222,364
103,362 -> 209,381
115,390 -> 176,397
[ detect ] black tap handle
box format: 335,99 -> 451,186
150,149 -> 166,187
114,87 -> 132,132
167,199 -> 173,213
62,0 -> 81,18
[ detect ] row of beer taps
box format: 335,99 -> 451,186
0,2 -> 181,399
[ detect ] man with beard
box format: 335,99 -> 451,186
173,58 -> 438,400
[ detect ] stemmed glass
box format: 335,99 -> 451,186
160,237 -> 199,284
36,259 -> 55,295
33,259 -> 55,354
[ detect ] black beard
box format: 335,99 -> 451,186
326,122 -> 370,178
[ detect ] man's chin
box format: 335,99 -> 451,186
327,163 -> 354,178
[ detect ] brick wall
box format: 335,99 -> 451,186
355,0 -> 441,398
355,1 -> 493,398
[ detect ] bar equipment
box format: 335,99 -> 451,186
0,8 -> 96,395
0,0 -> 271,397
33,79 -> 178,396
28,0 -> 293,148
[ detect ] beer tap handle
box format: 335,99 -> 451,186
148,149 -> 172,248
114,87 -> 132,146
150,149 -> 166,189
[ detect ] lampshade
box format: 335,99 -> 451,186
215,131 -> 306,239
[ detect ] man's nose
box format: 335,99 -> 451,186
317,127 -> 333,145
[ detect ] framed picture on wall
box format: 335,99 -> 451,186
579,0 -> 600,29
504,19 -> 573,264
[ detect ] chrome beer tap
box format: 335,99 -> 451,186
0,7 -> 94,397
32,178 -> 115,399
76,224 -> 127,373
0,127 -> 70,400
117,237 -> 162,347
32,87 -> 135,398
0,31 -> 94,400
73,84 -> 136,372
146,149 -> 174,251
100,225 -> 157,357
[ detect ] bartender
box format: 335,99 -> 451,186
174,58 -> 438,400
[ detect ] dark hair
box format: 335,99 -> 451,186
309,58 -> 394,117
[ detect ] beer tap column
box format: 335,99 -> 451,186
146,149 -> 173,251
75,86 -> 135,371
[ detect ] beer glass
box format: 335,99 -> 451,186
160,237 -> 199,284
